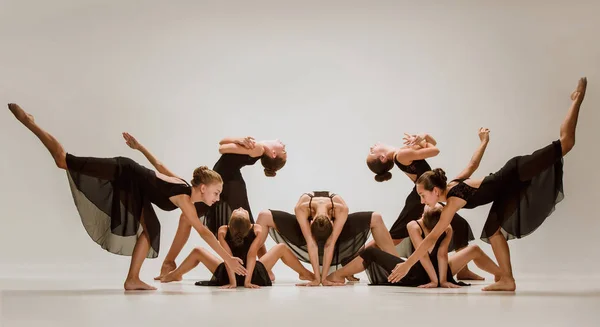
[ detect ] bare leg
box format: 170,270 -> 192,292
482,230 -> 516,291
8,103 -> 67,169
449,245 -> 502,281
259,244 -> 314,281
161,247 -> 222,283
154,214 -> 192,280
124,213 -> 156,290
369,212 -> 397,256
256,210 -> 277,281
561,77 -> 587,156
455,246 -> 485,281
327,256 -> 366,284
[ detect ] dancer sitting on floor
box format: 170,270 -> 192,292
365,128 -> 491,281
121,133 -> 286,281
256,191 -> 397,286
161,207 -> 314,288
328,204 -> 502,287
7,103 -> 246,291
387,77 -> 588,291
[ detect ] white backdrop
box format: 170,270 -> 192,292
0,0 -> 598,281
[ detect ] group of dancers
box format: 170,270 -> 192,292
6,77 -> 587,292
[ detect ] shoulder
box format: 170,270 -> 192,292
253,224 -> 263,235
217,225 -> 229,237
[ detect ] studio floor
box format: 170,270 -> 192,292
1,276 -> 598,327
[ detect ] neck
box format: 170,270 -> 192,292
190,187 -> 204,203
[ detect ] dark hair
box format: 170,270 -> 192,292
423,205 -> 443,230
416,168 -> 448,191
310,215 -> 333,243
228,213 -> 252,247
261,154 -> 286,177
367,158 -> 394,182
191,166 -> 223,187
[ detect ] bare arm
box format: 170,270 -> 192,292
122,132 -> 180,178
218,226 -> 237,287
395,143 -> 440,164
219,143 -> 264,157
244,225 -> 264,288
321,198 -> 348,285
437,226 -> 458,288
170,195 -> 247,276
295,195 -> 322,285
388,198 -> 465,283
453,128 -> 490,180
407,222 -> 438,287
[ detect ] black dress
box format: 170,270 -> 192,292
65,154 -> 194,258
388,158 -> 475,251
268,192 -> 372,266
195,226 -> 271,286
362,221 -> 467,287
199,153 -> 260,235
446,140 -> 564,243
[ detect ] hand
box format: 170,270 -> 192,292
122,132 -> 141,150
440,281 -> 461,288
235,136 -> 256,149
219,284 -> 236,289
225,257 -> 247,276
296,279 -> 321,287
571,77 -> 587,102
322,279 -> 345,287
244,282 -> 261,289
417,281 -> 439,288
478,127 -> 490,143
388,262 -> 409,283
403,133 -> 422,146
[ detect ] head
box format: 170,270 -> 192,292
228,208 -> 252,247
261,139 -> 287,177
310,214 -> 333,244
366,142 -> 394,182
422,204 -> 443,230
416,168 -> 448,207
191,166 -> 223,206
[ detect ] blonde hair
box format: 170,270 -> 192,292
191,166 -> 223,187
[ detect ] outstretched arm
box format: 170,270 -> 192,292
170,195 -> 247,276
218,136 -> 264,157
295,195 -> 322,286
437,226 -> 459,288
388,199 -> 464,283
407,222 -> 438,288
453,128 -> 490,180
122,132 -> 180,179
244,224 -> 264,288
321,197 -> 348,286
217,226 -> 237,288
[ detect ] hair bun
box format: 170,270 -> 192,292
264,168 -> 276,177
374,171 -> 392,182
433,168 -> 447,184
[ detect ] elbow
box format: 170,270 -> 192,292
218,145 -> 227,154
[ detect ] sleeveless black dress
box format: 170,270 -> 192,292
195,226 -> 271,286
445,140 -> 564,243
65,154 -> 194,259
268,192 -> 372,266
388,158 -> 475,251
197,153 -> 260,236
361,222 -> 467,287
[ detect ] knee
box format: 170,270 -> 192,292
370,212 -> 384,227
272,243 -> 286,253
467,244 -> 483,255
257,210 -> 273,224
191,247 -> 207,257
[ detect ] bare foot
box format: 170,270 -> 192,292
326,272 -> 345,284
482,277 -> 516,292
8,103 -> 35,125
154,261 -> 176,280
571,77 -> 587,102
124,278 -> 157,291
299,272 -> 314,281
456,268 -> 485,281
269,270 -> 276,282
346,275 -> 360,282
160,271 -> 182,283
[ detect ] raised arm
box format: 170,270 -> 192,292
122,132 -> 180,179
406,222 -> 438,288
395,133 -> 440,163
243,224 -> 264,289
320,196 -> 348,286
170,195 -> 247,277
388,198 -> 464,283
436,226 -> 459,288
452,128 -> 490,180
217,226 -> 237,289
218,136 -> 264,157
294,194 -> 322,286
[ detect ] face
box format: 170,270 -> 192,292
416,183 -> 440,207
231,207 -> 250,220
266,139 -> 287,160
201,182 -> 223,206
367,142 -> 389,163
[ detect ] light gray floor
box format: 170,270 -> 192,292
1,276 -> 599,327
